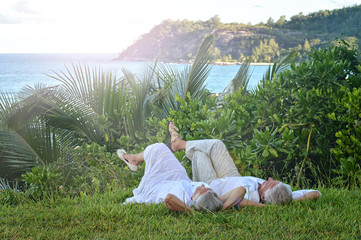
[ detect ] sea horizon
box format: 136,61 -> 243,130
0,53 -> 269,94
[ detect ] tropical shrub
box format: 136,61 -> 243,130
170,42 -> 361,187
224,42 -> 361,186
0,189 -> 22,206
0,35 -> 216,187
331,86 -> 361,187
116,117 -> 168,154
55,142 -> 145,196
22,166 -> 61,199
0,177 -> 22,205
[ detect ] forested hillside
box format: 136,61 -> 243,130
116,4 -> 361,63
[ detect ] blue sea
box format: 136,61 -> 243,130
0,53 -> 270,94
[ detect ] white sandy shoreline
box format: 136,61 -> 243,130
212,61 -> 272,66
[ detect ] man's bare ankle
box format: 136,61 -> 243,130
171,137 -> 185,152
170,138 -> 178,152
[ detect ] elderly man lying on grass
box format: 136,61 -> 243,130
117,142 -> 245,212
166,121 -> 321,207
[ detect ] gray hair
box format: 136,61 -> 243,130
264,182 -> 292,205
193,190 -> 223,212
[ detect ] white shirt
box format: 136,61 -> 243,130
292,189 -> 321,199
210,176 -> 265,202
210,176 -> 321,203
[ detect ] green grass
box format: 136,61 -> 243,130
1,187 -> 360,239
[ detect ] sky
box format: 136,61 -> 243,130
0,0 -> 360,53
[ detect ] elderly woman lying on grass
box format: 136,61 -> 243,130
117,142 -> 245,212
166,121 -> 321,206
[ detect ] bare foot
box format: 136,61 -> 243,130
169,136 -> 186,152
117,149 -> 144,172
122,154 -> 139,166
167,121 -> 186,152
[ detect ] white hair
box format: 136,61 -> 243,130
264,183 -> 292,205
193,190 -> 223,212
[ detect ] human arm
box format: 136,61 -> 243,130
164,194 -> 193,212
219,186 -> 246,210
293,190 -> 321,202
238,198 -> 265,207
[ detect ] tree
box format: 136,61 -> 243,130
207,15 -> 222,29
251,38 -> 280,62
210,47 -> 221,60
266,17 -> 275,27
275,15 -> 286,27
303,39 -> 311,51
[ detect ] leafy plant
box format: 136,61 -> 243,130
204,41 -> 361,186
155,34 -> 215,119
332,86 -> 361,187
0,189 -> 22,206
0,87 -> 68,181
0,177 -> 22,206
223,59 -> 252,95
22,166 -> 61,199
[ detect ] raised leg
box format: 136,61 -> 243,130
186,139 -> 241,181
122,151 -> 144,166
166,122 -> 240,182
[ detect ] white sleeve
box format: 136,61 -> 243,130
247,190 -> 261,202
292,189 -> 321,199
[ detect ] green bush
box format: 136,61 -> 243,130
332,86 -> 361,187
17,116 -> 168,199
116,117 -> 168,154
0,189 -> 22,206
55,143 -> 144,196
170,42 -> 361,187
22,166 -> 61,199
0,178 -> 22,205
233,43 -> 360,186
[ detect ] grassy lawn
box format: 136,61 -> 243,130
1,187 -> 360,239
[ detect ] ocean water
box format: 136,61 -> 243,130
0,53 -> 269,94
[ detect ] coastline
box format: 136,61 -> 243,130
115,58 -> 273,66
114,57 -> 273,66
212,61 -> 272,66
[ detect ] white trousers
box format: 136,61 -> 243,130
185,139 -> 241,184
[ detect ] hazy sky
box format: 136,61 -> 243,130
0,0 -> 360,53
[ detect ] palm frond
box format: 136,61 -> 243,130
0,90 -> 18,122
120,67 -> 153,131
155,34 -> 215,118
5,85 -> 60,131
185,34 -> 215,99
0,120 -> 79,180
261,51 -> 298,86
46,64 -> 137,140
223,59 -> 253,94
44,96 -> 104,144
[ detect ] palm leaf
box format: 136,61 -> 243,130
0,118 -> 74,179
223,59 -> 253,95
155,34 -> 215,118
5,85 -> 60,131
0,91 -> 18,121
121,67 -> 154,130
261,51 -> 298,86
185,34 -> 215,98
46,64 -> 135,141
0,88 -> 59,179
